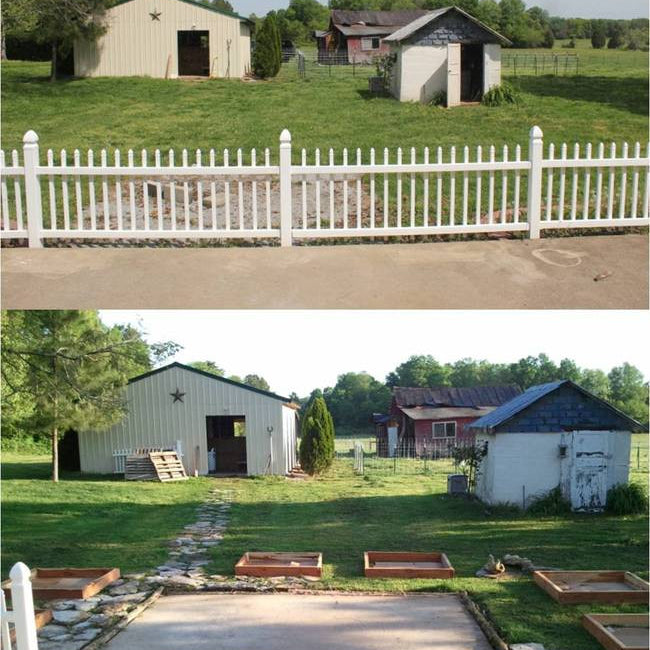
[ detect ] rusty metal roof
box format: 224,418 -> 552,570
336,24 -> 401,36
393,385 -> 522,408
331,9 -> 429,28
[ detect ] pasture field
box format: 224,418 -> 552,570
1,42 -> 647,158
2,436 -> 647,650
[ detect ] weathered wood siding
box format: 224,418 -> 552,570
74,0 -> 251,78
78,365 -> 294,476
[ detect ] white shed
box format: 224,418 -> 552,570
469,380 -> 643,511
79,362 -> 298,477
384,6 -> 510,105
74,0 -> 252,79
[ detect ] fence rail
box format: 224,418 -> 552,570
1,127 -> 648,247
1,563 -> 39,650
112,440 -> 183,473
502,53 -> 579,76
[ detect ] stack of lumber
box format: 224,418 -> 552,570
124,451 -> 187,482
149,451 -> 188,482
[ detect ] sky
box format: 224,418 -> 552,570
231,0 -> 649,20
99,310 -> 650,397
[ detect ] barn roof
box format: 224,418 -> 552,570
129,362 -> 292,404
331,9 -> 429,29
111,0 -> 252,23
393,385 -> 521,408
468,380 -> 643,432
384,6 -> 510,44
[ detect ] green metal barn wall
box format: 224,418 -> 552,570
78,365 -> 296,476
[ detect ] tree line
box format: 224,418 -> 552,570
303,354 -> 649,431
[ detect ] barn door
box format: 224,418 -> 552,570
570,431 -> 608,511
446,43 -> 461,107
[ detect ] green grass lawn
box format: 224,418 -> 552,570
2,438 -> 647,649
0,453 -> 214,576
1,42 -> 647,157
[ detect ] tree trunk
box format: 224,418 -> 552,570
50,41 -> 58,81
52,426 -> 59,482
1,31 -> 7,61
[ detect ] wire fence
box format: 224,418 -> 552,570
291,50 -> 379,81
502,53 -> 580,76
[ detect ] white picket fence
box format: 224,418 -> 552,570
112,440 -> 183,473
1,563 -> 39,650
1,127 -> 648,247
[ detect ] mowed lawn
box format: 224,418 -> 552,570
1,43 -> 647,157
2,436 -> 647,650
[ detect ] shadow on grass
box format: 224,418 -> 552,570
1,460 -> 119,482
513,75 -> 649,116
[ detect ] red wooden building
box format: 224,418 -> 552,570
375,385 -> 521,457
315,10 -> 428,63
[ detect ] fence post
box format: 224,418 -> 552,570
527,125 -> 544,239
23,131 -> 43,248
10,562 -> 38,650
279,129 -> 293,247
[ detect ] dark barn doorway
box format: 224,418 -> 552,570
460,43 -> 483,102
178,30 -> 210,76
206,415 -> 247,474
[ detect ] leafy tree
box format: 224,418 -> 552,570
201,0 -> 234,12
189,360 -> 225,376
1,0 -> 38,59
578,368 -> 610,399
252,12 -> 282,78
475,0 -> 501,31
591,24 -> 607,49
608,363 -> 648,424
1,311 -> 161,481
627,28 -> 649,51
607,24 -> 625,49
299,396 -> 335,475
244,374 -> 271,391
386,355 -> 450,388
323,372 -> 391,429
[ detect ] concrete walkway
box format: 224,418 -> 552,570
104,593 -> 493,650
2,234 -> 647,308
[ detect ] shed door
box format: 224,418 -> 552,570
483,44 -> 501,94
570,431 -> 608,511
447,43 -> 461,107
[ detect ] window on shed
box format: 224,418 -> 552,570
432,421 -> 456,438
361,37 -> 380,50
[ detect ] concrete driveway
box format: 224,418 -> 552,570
104,593 -> 493,650
1,234 -> 647,308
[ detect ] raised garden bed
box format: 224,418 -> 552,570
364,552 -> 455,579
235,552 -> 322,578
8,568 -> 121,600
582,614 -> 649,650
533,571 -> 649,604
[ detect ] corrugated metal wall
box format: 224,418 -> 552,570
74,0 -> 251,78
78,365 -> 292,476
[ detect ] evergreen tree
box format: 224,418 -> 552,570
252,13 -> 282,79
591,24 -> 607,49
299,396 -> 335,475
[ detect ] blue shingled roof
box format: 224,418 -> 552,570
468,379 -> 643,432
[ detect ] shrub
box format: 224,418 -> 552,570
527,486 -> 572,515
608,33 -> 623,49
252,14 -> 282,79
299,396 -> 335,475
591,29 -> 606,49
482,82 -> 520,107
429,90 -> 447,107
605,483 -> 648,515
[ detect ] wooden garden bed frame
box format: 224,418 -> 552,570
582,614 -> 649,650
235,552 -> 322,578
533,571 -> 649,604
364,552 -> 455,579
14,568 -> 120,600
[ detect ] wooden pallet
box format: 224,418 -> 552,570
125,455 -> 157,481
149,451 -> 188,482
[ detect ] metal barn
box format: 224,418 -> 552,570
384,7 -> 510,105
74,0 -> 252,79
78,363 -> 299,476
469,380 -> 643,511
